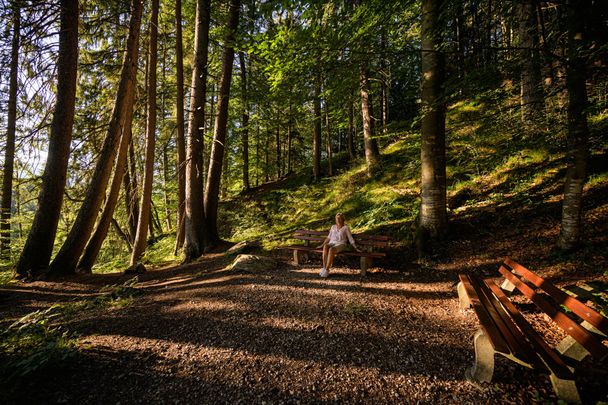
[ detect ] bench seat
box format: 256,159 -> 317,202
457,258 -> 608,403
282,229 -> 391,275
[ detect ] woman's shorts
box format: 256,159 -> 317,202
328,243 -> 349,253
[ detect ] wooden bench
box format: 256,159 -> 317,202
457,258 -> 608,403
283,229 -> 391,276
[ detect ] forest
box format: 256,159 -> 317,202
0,0 -> 607,403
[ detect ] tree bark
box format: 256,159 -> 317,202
125,137 -> 139,242
131,0 -> 158,265
162,144 -> 172,231
418,0 -> 447,248
183,0 -> 211,261
47,0 -> 142,277
312,74 -> 322,180
519,0 -> 544,125
204,0 -> 240,247
287,104 -> 293,174
325,106 -> 333,176
359,66 -> 381,176
239,51 -> 250,191
15,0 -> 78,277
1,1 -> 20,259
275,127 -> 281,179
557,0 -> 590,251
77,103 -> 134,273
174,0 -> 186,254
348,99 -> 355,159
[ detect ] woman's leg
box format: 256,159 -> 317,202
322,244 -> 330,268
326,247 -> 338,272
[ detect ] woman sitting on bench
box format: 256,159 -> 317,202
317,213 -> 359,278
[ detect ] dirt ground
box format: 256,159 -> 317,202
1,187 -> 607,404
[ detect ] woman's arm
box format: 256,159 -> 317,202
316,227 -> 332,248
345,226 -> 360,250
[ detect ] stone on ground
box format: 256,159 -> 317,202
229,254 -> 277,273
225,240 -> 261,256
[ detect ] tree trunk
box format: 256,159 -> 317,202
519,0 -> 544,125
47,0 -> 142,277
313,74 -> 322,180
125,138 -> 139,242
287,104 -> 293,174
174,0 -> 186,254
111,218 -> 132,249
418,0 -> 447,249
1,1 -> 20,259
255,124 -> 260,186
359,66 -> 381,176
325,106 -> 333,176
77,103 -> 134,273
204,0 -> 240,247
183,0 -> 211,261
275,127 -> 281,179
162,144 -> 172,231
348,100 -> 355,159
265,128 -> 270,182
557,0 -> 590,251
221,137 -> 229,198
15,0 -> 79,277
131,0 -> 158,264
239,51 -> 250,191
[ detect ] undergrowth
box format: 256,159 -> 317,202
0,278 -> 141,385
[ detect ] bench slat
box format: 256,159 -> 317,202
283,245 -> 385,258
486,280 -> 573,379
294,235 -> 325,242
294,235 -> 389,248
459,275 -> 510,354
499,266 -> 608,360
470,275 -> 538,362
504,258 -> 608,336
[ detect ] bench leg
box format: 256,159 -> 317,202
556,320 -> 603,361
457,281 -> 471,311
293,250 -> 301,265
549,374 -> 581,404
465,329 -> 495,383
360,257 -> 372,277
500,278 -> 516,295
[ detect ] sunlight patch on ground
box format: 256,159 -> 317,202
162,298 -> 245,314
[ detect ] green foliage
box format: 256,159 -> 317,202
0,278 -> 140,384
0,306 -> 77,383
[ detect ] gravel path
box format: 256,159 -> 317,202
5,251 -> 605,404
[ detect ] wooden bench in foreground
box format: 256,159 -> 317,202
457,258 -> 607,403
282,229 -> 391,276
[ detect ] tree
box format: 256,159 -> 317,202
204,0 -> 241,247
418,0 -> 447,252
174,0 -> 187,254
183,0 -> 211,261
15,0 -> 79,278
519,0 -> 544,125
557,0 -> 590,251
359,66 -> 380,176
47,0 -> 143,277
312,73 -> 322,180
131,0 -> 159,265
239,51 -> 250,190
77,102 -> 135,272
1,0 -> 20,259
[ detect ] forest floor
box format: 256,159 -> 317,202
1,181 -> 607,404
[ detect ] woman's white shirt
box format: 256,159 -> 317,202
328,225 -> 356,246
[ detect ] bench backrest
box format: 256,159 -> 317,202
500,258 -> 608,360
293,229 -> 391,249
